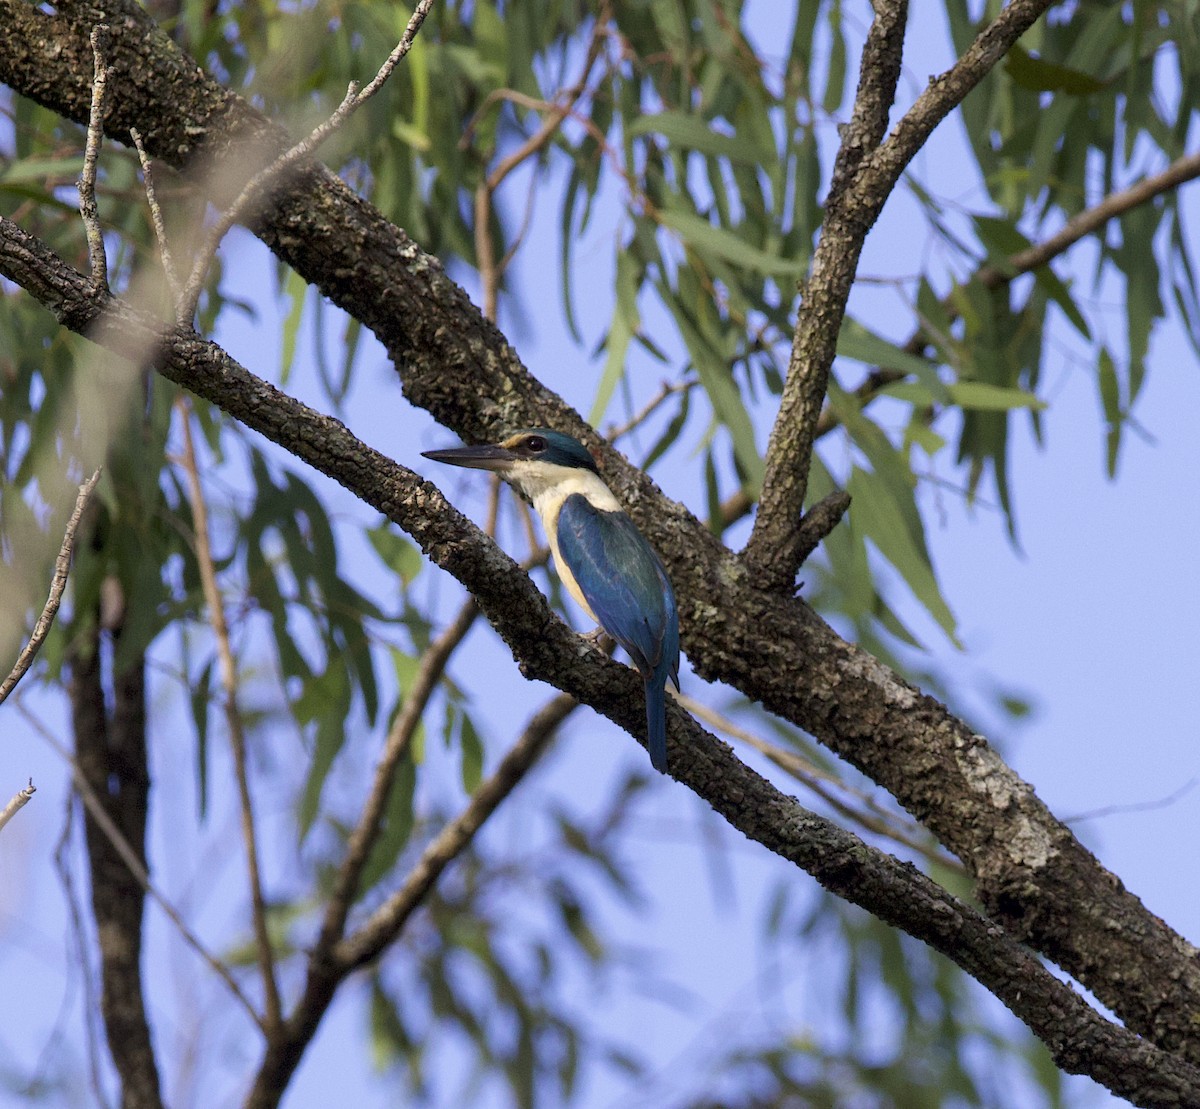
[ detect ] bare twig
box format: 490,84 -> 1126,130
676,695 -> 951,866
175,398 -> 281,1031
472,9 -> 609,320
605,376 -> 696,443
985,148 -> 1200,281
130,127 -> 182,302
18,702 -> 263,1029
0,779 -> 36,834
0,469 -> 101,708
813,147 -> 1200,442
175,0 -> 437,324
78,26 -> 112,294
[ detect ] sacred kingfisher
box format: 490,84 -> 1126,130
423,429 -> 681,773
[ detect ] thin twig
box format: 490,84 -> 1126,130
472,10 -> 609,319
78,26 -> 112,294
0,469 -> 102,708
605,377 -> 696,443
176,0 -> 437,324
0,779 -> 36,835
813,147 -> 1200,441
676,694 -> 950,866
175,398 -> 281,1031
336,692 -> 576,969
986,148 -> 1200,281
17,701 -> 264,1029
130,127 -> 182,303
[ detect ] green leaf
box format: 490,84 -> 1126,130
658,205 -> 805,277
1097,347 -> 1122,478
837,318 -> 948,400
847,465 -> 960,646
1005,43 -> 1107,95
279,268 -> 307,384
368,522 -> 424,588
626,111 -> 767,164
1032,264 -> 1091,339
460,713 -> 484,794
946,382 -> 1045,411
661,281 -> 763,492
588,250 -> 640,424
359,748 -> 418,892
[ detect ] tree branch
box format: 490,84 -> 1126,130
744,0 -> 1059,588
247,692 -> 577,1107
78,26 -> 112,294
174,398 -> 281,1032
3,8 -> 1200,1076
68,586 -> 163,1109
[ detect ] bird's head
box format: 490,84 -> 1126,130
423,428 -> 600,481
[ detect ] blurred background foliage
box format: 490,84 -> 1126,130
3,0 -> 1196,1103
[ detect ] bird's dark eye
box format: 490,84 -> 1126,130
525,435 -> 547,453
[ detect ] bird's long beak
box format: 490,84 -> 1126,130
421,443 -> 516,473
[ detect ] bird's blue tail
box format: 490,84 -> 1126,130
645,676 -> 668,773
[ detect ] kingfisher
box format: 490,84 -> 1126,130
423,428 -> 680,774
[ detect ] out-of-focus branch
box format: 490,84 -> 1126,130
246,692 -> 576,1107
174,398 -> 281,1032
311,594 -> 481,967
0,469 -> 101,708
130,126 -> 182,301
471,8 -> 609,320
339,692 -> 576,968
677,694 -> 951,867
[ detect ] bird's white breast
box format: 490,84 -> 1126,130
506,461 -> 622,623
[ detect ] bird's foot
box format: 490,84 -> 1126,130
579,627 -> 613,650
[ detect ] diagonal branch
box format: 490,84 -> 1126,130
248,692 -> 577,1107
0,469 -> 101,708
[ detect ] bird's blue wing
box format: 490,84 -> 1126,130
556,494 -> 678,680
